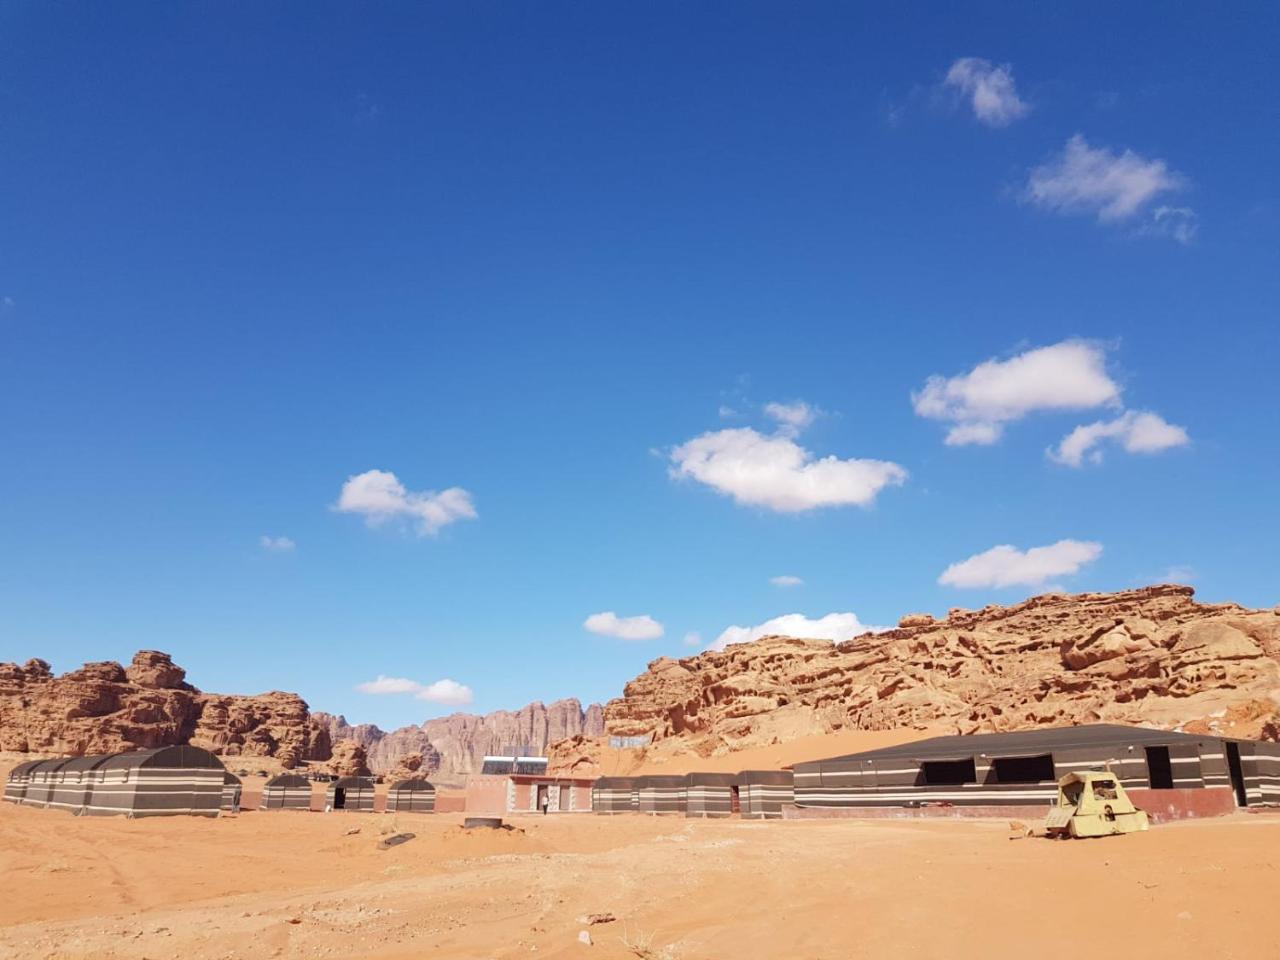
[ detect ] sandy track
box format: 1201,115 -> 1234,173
2,801 -> 1278,960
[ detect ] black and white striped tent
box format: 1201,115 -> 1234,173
386,778 -> 436,813
326,776 -> 376,812
47,754 -> 114,814
685,773 -> 737,818
736,770 -> 794,819
792,724 -> 1280,810
635,776 -> 686,814
19,758 -> 67,807
591,777 -> 639,814
221,772 -> 242,812
4,759 -> 43,804
86,746 -> 225,817
260,773 -> 312,811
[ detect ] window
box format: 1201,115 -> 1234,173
1145,746 -> 1174,789
920,758 -> 977,785
990,754 -> 1055,783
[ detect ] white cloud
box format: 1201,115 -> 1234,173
763,400 -> 817,436
1049,410 -> 1190,467
682,631 -> 703,648
944,57 -> 1029,126
670,427 -> 906,512
913,340 -> 1120,445
259,535 -> 296,553
355,675 -> 475,706
583,611 -> 665,641
938,539 -> 1102,589
1160,565 -> 1197,584
1026,134 -> 1187,223
335,469 -> 476,536
770,575 -> 804,587
1147,206 -> 1198,245
710,612 -> 885,652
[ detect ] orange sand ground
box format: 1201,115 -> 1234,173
4,798 -> 1280,959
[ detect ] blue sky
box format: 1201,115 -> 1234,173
1,3 -> 1277,731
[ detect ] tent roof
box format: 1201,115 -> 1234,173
264,774 -> 311,788
8,759 -> 45,778
795,723 -> 1227,768
735,770 -> 793,784
330,776 -> 375,788
60,754 -> 114,773
223,772 -> 242,785
593,777 -> 639,788
99,745 -> 225,770
389,778 -> 435,791
686,772 -> 737,786
636,776 -> 687,787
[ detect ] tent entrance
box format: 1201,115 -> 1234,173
1145,747 -> 1174,789
558,785 -> 569,811
1225,743 -> 1248,807
730,785 -> 740,814
334,787 -> 347,810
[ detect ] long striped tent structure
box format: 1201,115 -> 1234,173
737,770 -> 794,819
591,777 -> 639,814
635,776 -> 686,815
685,773 -> 736,818
326,776 -> 376,812
47,755 -> 114,814
260,773 -> 312,811
3,759 -> 43,804
85,746 -> 225,817
21,759 -> 71,808
221,772 -> 242,812
792,724 -> 1280,810
386,778 -> 436,813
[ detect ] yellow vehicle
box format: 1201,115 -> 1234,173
1044,771 -> 1150,838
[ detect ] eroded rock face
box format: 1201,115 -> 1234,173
316,699 -> 605,780
0,650 -> 331,767
327,739 -> 371,777
549,586 -> 1280,772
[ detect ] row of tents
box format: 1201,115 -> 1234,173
3,747 -> 438,818
592,771 -> 795,819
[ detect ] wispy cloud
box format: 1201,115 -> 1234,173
763,400 -> 818,436
682,631 -> 703,648
710,612 -> 885,652
335,469 -> 476,536
770,575 -> 804,587
355,675 -> 474,706
913,340 -> 1121,446
259,535 -> 296,553
1048,410 -> 1189,467
1025,135 -> 1192,237
939,540 -> 1102,589
583,611 -> 664,641
944,57 -> 1030,127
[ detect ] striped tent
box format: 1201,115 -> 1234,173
83,745 -> 224,818
47,754 -> 113,815
221,772 -> 242,812
21,759 -> 70,808
737,770 -> 794,819
685,772 -> 736,818
260,773 -> 312,811
326,776 -> 376,812
3,759 -> 43,804
386,778 -> 436,813
635,776 -> 686,815
591,777 -> 638,814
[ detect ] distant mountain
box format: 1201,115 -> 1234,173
314,698 -> 605,782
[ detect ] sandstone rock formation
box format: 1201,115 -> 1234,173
327,740 -> 371,777
317,699 -> 605,781
0,650 -> 330,768
550,586 -> 1280,773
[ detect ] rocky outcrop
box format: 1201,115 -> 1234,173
327,740 -> 371,777
317,699 -> 605,780
550,586 -> 1280,772
0,650 -> 330,768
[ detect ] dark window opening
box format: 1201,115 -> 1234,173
990,754 -> 1056,783
1145,747 -> 1174,789
920,758 -> 976,785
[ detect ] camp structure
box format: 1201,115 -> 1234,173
737,770 -> 794,819
221,772 -> 242,812
260,773 -> 312,811
635,775 -> 687,814
19,758 -> 69,808
47,754 -> 114,814
386,778 -> 436,813
326,776 -> 376,812
591,777 -> 639,814
685,772 -> 737,818
4,759 -> 44,805
792,723 -> 1280,816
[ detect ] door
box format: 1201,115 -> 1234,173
536,784 -> 549,811
559,785 -> 570,812
334,787 -> 347,810
1225,742 -> 1248,807
730,785 -> 740,814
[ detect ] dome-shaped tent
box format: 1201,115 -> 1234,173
386,778 -> 435,813
260,773 -> 312,811
325,776 -> 376,812
3,759 -> 43,805
88,745 -> 225,818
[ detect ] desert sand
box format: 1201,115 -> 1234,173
4,789 -> 1280,960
